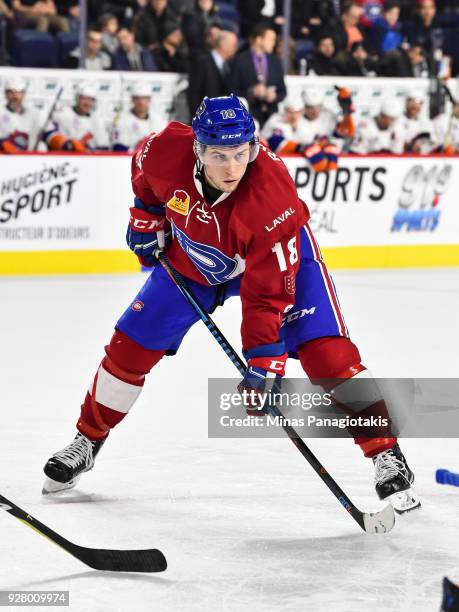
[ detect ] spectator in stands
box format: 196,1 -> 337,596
55,0 -> 79,32
372,1 -> 403,55
133,0 -> 180,52
65,28 -> 112,69
238,0 -> 277,38
396,91 -> 434,152
336,40 -> 380,75
12,0 -> 70,32
272,1 -> 326,40
403,0 -> 444,58
380,42 -> 430,76
169,0 -> 193,15
351,98 -> 405,153
98,13 -> 119,55
228,22 -> 286,126
0,0 -> 13,19
152,25 -> 189,72
357,0 -> 384,26
0,0 -> 14,65
181,0 -> 222,57
95,1 -> 145,27
274,35 -> 298,75
111,82 -> 166,151
0,76 -> 41,152
112,26 -> 157,70
309,33 -> 341,75
46,81 -> 109,151
187,29 -> 238,115
332,2 -> 365,53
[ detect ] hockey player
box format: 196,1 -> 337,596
43,94 -> 419,514
111,83 -> 167,152
46,82 -> 109,152
0,77 -> 41,153
350,98 -> 405,154
261,94 -> 309,153
396,91 -> 434,153
262,88 -> 353,172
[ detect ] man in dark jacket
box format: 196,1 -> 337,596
187,29 -> 238,115
228,22 -> 286,126
309,34 -> 341,75
380,43 -> 431,77
112,27 -> 158,71
337,41 -> 380,76
403,0 -> 444,60
133,0 -> 180,51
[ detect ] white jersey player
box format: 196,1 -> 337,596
46,82 -> 109,152
396,91 -> 434,153
301,89 -> 338,144
261,95 -> 313,153
351,99 -> 405,154
0,77 -> 41,152
433,98 -> 459,153
111,83 -> 166,152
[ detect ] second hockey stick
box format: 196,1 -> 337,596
156,252 -> 395,535
0,493 -> 167,572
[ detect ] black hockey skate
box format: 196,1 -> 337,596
372,443 -> 421,514
42,432 -> 105,495
441,577 -> 459,612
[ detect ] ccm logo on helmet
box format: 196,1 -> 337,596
221,133 -> 242,139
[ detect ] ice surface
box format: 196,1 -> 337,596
0,268 -> 458,611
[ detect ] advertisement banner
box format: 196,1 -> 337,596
282,155 -> 459,247
1,153 -> 458,274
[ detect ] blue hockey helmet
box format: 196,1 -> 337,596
192,94 -> 259,163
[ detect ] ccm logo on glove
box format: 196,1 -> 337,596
129,208 -> 167,232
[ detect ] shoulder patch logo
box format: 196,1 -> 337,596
167,190 -> 190,216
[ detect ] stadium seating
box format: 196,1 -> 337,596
56,32 -> 79,67
12,30 -> 58,68
295,38 -> 315,64
215,2 -> 241,28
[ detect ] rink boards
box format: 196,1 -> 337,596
0,152 -> 458,275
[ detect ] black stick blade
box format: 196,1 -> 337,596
74,545 -> 168,572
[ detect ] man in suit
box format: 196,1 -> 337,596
227,22 -> 286,127
187,29 -> 238,116
112,27 -> 158,71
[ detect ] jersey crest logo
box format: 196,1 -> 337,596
167,190 -> 190,216
172,223 -> 242,285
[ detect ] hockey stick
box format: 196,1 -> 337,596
156,252 -> 395,534
32,85 -> 64,151
442,82 -> 456,152
0,494 -> 167,572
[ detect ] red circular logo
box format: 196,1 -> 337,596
131,300 -> 144,312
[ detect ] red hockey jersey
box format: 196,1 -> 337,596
131,122 -> 309,351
